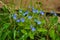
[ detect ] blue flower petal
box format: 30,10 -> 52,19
34,19 -> 38,22
32,9 -> 39,13
54,13 -> 57,16
40,11 -> 44,15
23,11 -> 28,16
31,27 -> 36,32
28,16 -> 32,19
30,25 -> 33,28
32,10 -> 36,13
13,14 -> 17,20
19,9 -> 22,13
16,19 -> 20,22
20,18 -> 25,22
37,21 -> 41,25
36,10 -> 39,13
32,7 -> 35,10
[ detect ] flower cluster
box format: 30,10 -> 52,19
12,8 -> 43,33
12,8 -> 58,40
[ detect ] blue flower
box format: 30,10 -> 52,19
32,9 -> 39,13
30,25 -> 33,28
16,19 -> 20,22
23,11 -> 28,16
32,9 -> 36,13
28,16 -> 32,19
19,9 -> 22,13
37,21 -> 41,25
30,25 -> 36,32
40,11 -> 44,15
31,27 -> 36,32
54,13 -> 57,16
32,7 -> 35,10
13,14 -> 17,20
32,7 -> 36,13
34,19 -> 41,24
20,18 -> 25,22
36,10 -> 39,13
34,19 -> 38,22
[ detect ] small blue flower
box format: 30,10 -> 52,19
31,27 -> 36,32
40,11 -> 44,15
23,11 -> 28,16
19,9 -> 22,13
50,11 -> 57,16
16,19 -> 20,22
34,19 -> 38,22
30,25 -> 36,32
13,14 -> 17,20
54,13 -> 57,16
20,18 -> 25,22
32,9 -> 36,13
30,25 -> 33,28
34,19 -> 41,24
32,7 -> 37,13
36,10 -> 39,13
28,16 -> 32,19
32,7 -> 35,10
37,21 -> 41,25
32,9 -> 39,13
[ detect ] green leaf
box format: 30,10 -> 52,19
24,25 -> 30,29
41,19 -> 46,24
14,30 -> 16,40
18,22 -> 24,26
49,29 -> 56,40
40,37 -> 45,40
37,28 -> 47,33
28,32 -> 34,39
50,16 -> 58,24
1,31 -> 10,40
2,6 -> 9,13
56,37 -> 60,40
21,30 -> 27,34
3,23 -> 10,30
19,33 -> 28,40
57,23 -> 60,32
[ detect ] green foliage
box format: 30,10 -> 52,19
0,4 -> 60,40
49,29 -> 56,40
